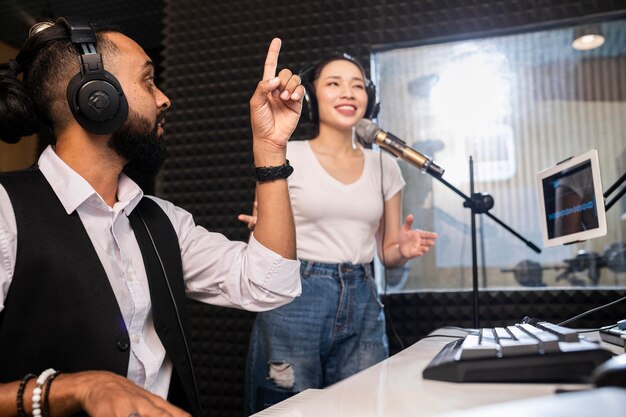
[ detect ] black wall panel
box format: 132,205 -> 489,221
0,0 -> 163,50
384,288 -> 626,353
163,1 -> 626,416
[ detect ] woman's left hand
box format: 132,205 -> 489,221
398,214 -> 438,259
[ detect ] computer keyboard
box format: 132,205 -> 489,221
423,319 -> 614,383
599,319 -> 626,349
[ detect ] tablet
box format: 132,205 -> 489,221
537,149 -> 607,248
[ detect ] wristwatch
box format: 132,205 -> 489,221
254,160 -> 294,182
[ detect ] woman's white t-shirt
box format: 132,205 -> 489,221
286,140 -> 405,264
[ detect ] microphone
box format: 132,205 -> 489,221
355,119 -> 445,178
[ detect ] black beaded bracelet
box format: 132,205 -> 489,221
42,371 -> 61,417
16,373 -> 35,417
254,160 -> 294,182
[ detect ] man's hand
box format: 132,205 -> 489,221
61,371 -> 190,417
246,39 -> 298,260
0,371 -> 190,417
250,38 -> 304,164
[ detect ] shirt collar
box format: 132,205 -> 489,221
38,145 -> 144,215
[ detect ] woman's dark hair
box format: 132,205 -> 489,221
0,20 -> 118,144
309,54 -> 368,84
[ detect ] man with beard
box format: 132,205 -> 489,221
0,17 -> 303,417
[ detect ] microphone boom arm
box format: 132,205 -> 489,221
435,175 -> 542,254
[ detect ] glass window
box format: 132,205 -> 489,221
372,19 -> 626,292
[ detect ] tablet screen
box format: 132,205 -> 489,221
537,149 -> 607,247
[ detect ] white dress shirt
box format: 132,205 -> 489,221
0,146 -> 301,398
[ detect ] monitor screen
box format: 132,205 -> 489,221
537,149 -> 607,248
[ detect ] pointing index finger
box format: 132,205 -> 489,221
263,38 -> 282,80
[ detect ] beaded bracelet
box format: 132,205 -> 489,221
16,373 -> 35,417
31,369 -> 57,417
41,371 -> 61,417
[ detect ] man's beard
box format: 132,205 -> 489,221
108,111 -> 167,177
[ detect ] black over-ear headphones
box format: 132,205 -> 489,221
299,52 -> 380,124
57,16 -> 128,135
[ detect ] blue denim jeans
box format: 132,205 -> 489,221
244,260 -> 388,415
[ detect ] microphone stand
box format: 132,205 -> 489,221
357,118 -> 542,327
429,156 -> 542,328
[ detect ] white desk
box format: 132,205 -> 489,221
252,329 -> 625,417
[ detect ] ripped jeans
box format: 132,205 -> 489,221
244,260 -> 388,415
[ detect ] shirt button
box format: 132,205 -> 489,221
127,272 -> 135,281
132,334 -> 140,344
116,339 -> 130,351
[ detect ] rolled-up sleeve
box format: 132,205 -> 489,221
147,196 -> 301,311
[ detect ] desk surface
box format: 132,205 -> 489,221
252,329 -> 625,417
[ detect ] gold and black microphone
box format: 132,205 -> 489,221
355,119 -> 445,178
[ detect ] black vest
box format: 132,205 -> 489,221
0,168 -> 202,417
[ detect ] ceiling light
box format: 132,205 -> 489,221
572,24 -> 605,51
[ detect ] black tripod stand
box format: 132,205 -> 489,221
432,157 -> 541,328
